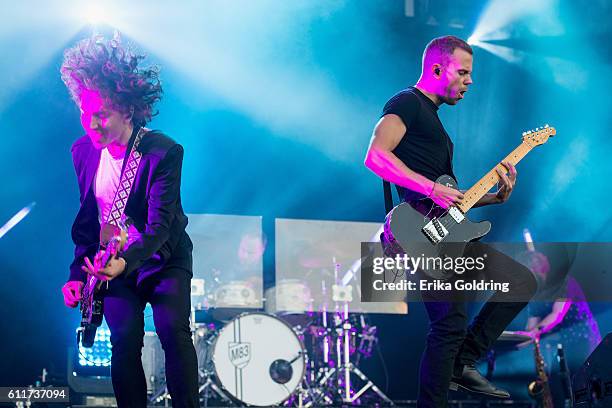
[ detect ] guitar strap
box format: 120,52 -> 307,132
105,127 -> 148,228
383,180 -> 394,215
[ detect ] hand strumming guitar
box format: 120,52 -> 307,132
62,281 -> 84,308
81,251 -> 127,281
429,182 -> 464,209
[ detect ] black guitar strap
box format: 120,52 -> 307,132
383,180 -> 393,214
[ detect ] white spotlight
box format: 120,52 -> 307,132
467,35 -> 479,45
82,3 -> 109,26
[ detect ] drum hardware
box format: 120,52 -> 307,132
292,312 -> 390,406
333,259 -> 392,405
149,385 -> 170,406
191,278 -> 205,296
354,316 -> 377,367
291,259 -> 393,406
270,351 -> 304,384
288,374 -> 334,407
198,360 -> 234,408
333,307 -> 392,404
193,323 -> 234,406
144,331 -> 170,406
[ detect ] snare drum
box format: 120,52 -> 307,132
212,281 -> 260,321
265,279 -> 314,327
269,279 -> 313,312
214,281 -> 259,308
212,312 -> 306,406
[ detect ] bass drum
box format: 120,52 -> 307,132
212,312 -> 305,406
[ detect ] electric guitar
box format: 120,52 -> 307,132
381,125 -> 556,280
78,222 -> 128,348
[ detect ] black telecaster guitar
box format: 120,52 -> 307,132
78,222 -> 128,348
382,125 -> 556,280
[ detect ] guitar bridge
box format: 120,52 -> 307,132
422,218 -> 448,244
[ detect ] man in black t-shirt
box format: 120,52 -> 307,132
365,36 -> 537,407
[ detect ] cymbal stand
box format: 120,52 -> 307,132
295,260 -> 394,406
290,281 -> 335,407
331,259 -> 394,405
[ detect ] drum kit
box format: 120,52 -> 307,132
147,265 -> 393,407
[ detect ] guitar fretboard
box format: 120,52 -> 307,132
457,142 -> 533,213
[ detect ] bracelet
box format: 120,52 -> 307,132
427,183 -> 436,198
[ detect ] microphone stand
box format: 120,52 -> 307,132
557,343 -> 573,408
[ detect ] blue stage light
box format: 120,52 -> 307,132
77,327 -> 112,367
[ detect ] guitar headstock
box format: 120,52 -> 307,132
522,124 -> 556,147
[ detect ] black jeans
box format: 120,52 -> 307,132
417,242 -> 538,408
104,266 -> 199,408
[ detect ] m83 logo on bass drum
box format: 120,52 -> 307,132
228,342 -> 251,368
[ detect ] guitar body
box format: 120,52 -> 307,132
78,222 -> 128,348
80,275 -> 105,347
383,175 -> 491,280
381,125 -> 556,279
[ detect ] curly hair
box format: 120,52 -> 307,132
61,34 -> 162,127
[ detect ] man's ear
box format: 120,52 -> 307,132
432,64 -> 442,77
125,106 -> 134,121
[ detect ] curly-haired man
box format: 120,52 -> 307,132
60,35 -> 198,407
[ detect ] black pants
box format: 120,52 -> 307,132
417,242 -> 538,408
104,266 -> 199,408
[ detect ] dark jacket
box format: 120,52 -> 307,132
68,128 -> 192,283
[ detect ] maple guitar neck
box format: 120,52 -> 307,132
457,141 -> 533,213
